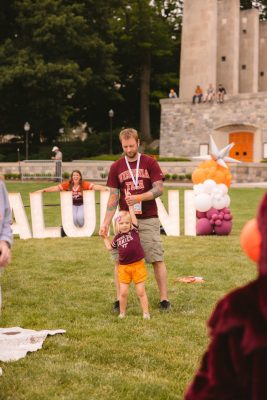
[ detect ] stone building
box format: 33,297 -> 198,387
160,0 -> 267,162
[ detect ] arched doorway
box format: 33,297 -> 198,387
229,132 -> 254,162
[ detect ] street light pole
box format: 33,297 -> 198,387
108,109 -> 114,154
17,148 -> 22,179
24,122 -> 30,160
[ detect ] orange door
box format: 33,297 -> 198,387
229,132 -> 253,162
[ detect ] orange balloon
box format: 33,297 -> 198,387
193,159 -> 232,186
213,170 -> 225,184
206,160 -> 217,169
192,168 -> 206,184
240,218 -> 261,262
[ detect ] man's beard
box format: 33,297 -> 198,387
125,150 -> 138,160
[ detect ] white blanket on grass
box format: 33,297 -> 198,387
0,327 -> 66,362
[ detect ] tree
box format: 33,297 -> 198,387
0,0 -> 120,141
111,0 -> 182,143
0,0 -> 183,146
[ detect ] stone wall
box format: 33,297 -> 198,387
160,92 -> 267,162
0,161 -> 111,181
1,160 -> 267,184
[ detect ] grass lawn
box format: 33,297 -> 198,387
0,182 -> 265,400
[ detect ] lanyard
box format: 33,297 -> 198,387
125,153 -> 141,189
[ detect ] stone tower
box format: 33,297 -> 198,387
179,0 -> 267,99
160,0 -> 267,163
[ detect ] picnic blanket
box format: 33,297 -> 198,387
0,327 -> 66,362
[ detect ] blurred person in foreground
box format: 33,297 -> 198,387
0,177 -> 12,268
185,192 -> 267,400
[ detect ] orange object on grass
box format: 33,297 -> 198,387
240,218 -> 261,262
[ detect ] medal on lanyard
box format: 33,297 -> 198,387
125,153 -> 142,214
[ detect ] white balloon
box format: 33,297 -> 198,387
203,179 -> 217,194
212,195 -> 228,210
195,193 -> 212,212
216,183 -> 228,195
212,187 -> 223,197
224,194 -> 231,207
193,183 -> 204,195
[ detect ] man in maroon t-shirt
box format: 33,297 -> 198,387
99,128 -> 171,312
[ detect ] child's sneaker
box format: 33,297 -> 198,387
143,313 -> 151,320
118,313 -> 125,319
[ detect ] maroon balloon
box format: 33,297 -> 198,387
196,210 -> 207,219
221,207 -> 230,214
196,218 -> 213,235
223,213 -> 232,221
214,220 -> 232,235
206,207 -> 219,219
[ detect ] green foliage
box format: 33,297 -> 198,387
87,154 -> 121,161
158,156 -> 190,161
0,131 -> 122,161
164,173 -> 171,180
62,171 -> 70,179
0,0 -> 120,138
110,0 -> 182,140
162,173 -> 191,181
0,1 -> 182,143
4,173 -> 21,180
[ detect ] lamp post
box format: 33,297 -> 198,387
17,148 -> 21,179
108,109 -> 114,154
24,122 -> 30,160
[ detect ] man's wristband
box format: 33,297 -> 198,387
136,195 -> 142,203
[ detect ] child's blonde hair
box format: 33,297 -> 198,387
115,210 -> 132,234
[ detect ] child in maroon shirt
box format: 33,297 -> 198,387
102,203 -> 150,319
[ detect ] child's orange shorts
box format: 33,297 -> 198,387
118,259 -> 147,284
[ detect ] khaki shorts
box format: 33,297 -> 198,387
119,259 -> 147,284
111,217 -> 164,264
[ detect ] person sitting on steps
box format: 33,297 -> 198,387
192,85 -> 203,104
203,83 -> 215,103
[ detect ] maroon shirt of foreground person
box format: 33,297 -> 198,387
107,154 -> 164,219
185,192 -> 267,400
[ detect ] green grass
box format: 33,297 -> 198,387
0,183 -> 265,400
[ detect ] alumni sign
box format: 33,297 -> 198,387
8,190 -> 196,239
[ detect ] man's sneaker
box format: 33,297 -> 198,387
118,313 -> 125,319
143,312 -> 151,320
159,300 -> 171,311
113,300 -> 120,313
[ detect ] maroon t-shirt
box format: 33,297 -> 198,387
107,154 -> 164,219
111,225 -> 145,265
